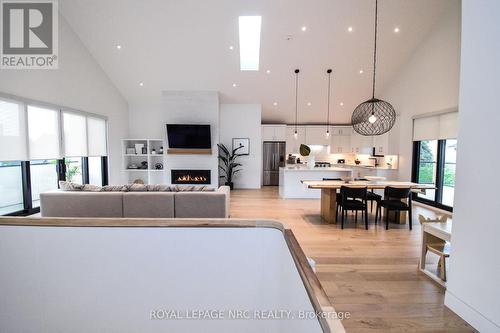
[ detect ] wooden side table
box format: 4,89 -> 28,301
419,221 -> 452,287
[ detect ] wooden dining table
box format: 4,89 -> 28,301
301,180 -> 435,224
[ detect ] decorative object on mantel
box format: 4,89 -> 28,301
351,0 -> 396,136
155,163 -> 163,170
134,143 -> 144,154
151,149 -> 156,155
293,69 -> 300,139
140,161 -> 148,169
232,138 -> 250,155
141,147 -> 147,154
126,148 -> 135,155
128,163 -> 139,169
299,144 -> 315,169
159,146 -> 164,154
217,143 -> 244,190
325,69 -> 332,137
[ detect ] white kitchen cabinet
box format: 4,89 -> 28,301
262,125 -> 286,141
373,132 -> 389,155
305,126 -> 330,146
330,127 -> 351,154
286,126 -> 306,153
350,130 -> 373,154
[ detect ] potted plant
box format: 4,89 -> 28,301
299,144 -> 315,169
217,143 -> 244,190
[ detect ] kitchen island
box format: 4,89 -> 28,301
279,166 -> 353,199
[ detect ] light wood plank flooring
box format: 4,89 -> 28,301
230,186 -> 475,333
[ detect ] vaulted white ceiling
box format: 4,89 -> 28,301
60,0 -> 456,124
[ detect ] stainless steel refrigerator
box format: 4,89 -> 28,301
263,142 -> 286,185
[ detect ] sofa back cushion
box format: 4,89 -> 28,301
174,192 -> 226,218
40,191 -> 123,217
122,192 -> 175,218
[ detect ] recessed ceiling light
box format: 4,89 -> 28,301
340,102 -> 344,106
238,16 -> 262,71
266,69 -> 271,74
116,45 -> 122,50
139,82 -> 144,86
394,27 -> 400,33
232,83 -> 237,87
229,45 -> 234,50
347,27 -> 353,32
307,102 -> 312,106
301,26 -> 307,32
359,69 -> 364,74
273,102 -> 278,106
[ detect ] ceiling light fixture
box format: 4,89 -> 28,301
266,69 -> 271,74
229,45 -> 234,50
340,102 -> 344,106
359,69 -> 364,74
348,27 -> 353,32
394,27 -> 400,33
326,69 -> 332,137
307,102 -> 312,106
273,102 -> 278,106
116,45 -> 122,50
351,0 -> 396,136
232,83 -> 237,87
301,26 -> 307,32
139,82 -> 144,86
238,16 -> 262,71
294,69 -> 300,139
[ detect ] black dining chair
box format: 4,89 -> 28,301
338,186 -> 369,230
375,187 -> 413,230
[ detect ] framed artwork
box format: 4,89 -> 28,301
232,138 -> 250,155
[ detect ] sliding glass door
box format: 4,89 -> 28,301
412,139 -> 457,211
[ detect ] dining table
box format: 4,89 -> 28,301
301,179 -> 435,224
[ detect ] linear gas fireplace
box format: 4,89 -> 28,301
171,169 -> 211,185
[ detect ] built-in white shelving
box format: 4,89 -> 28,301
121,139 -> 166,184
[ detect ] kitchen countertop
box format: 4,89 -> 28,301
333,163 -> 397,170
281,166 -> 352,172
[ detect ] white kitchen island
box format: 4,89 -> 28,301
279,166 -> 353,199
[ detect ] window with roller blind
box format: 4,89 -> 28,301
0,94 -> 109,216
411,111 -> 458,211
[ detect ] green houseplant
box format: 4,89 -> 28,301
218,144 -> 244,190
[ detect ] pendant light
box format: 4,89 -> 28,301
351,0 -> 396,136
326,69 -> 332,136
294,69 -> 300,139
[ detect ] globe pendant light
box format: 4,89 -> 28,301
326,69 -> 332,137
293,69 -> 300,139
351,0 -> 396,136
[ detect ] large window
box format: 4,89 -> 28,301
412,139 -> 457,211
0,94 -> 109,216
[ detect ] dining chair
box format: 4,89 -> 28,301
375,187 -> 412,230
419,214 -> 450,281
338,186 -> 369,230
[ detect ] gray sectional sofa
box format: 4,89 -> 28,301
40,186 -> 230,218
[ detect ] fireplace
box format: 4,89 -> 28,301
171,169 -> 211,185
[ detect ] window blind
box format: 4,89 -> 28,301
63,112 -> 88,157
0,99 -> 27,161
413,111 -> 458,141
87,117 -> 107,156
27,105 -> 61,160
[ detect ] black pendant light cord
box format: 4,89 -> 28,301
372,0 -> 378,99
294,69 -> 300,131
327,69 -> 332,128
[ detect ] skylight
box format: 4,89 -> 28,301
238,16 -> 262,71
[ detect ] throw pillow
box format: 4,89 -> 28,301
101,185 -> 128,192
59,181 -> 84,191
82,184 -> 102,192
125,184 -> 148,192
146,184 -> 172,192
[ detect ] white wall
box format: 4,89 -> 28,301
381,2 -> 461,180
444,1 -> 500,331
0,16 -> 129,184
128,91 -> 219,186
220,104 -> 262,189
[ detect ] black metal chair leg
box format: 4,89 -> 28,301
355,210 -> 358,224
341,208 -> 345,229
365,207 -> 368,230
371,200 -> 373,212
385,208 -> 389,230
375,205 -> 379,224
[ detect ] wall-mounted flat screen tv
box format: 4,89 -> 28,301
166,124 -> 211,149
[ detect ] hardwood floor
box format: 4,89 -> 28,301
230,187 -> 476,333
